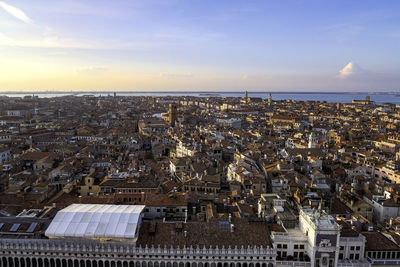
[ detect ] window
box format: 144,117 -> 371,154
350,246 -> 355,250
283,244 -> 287,249
294,245 -> 299,249
356,246 -> 360,251
350,254 -> 354,260
277,244 -> 282,248
300,245 -> 305,249
340,246 -> 344,251
339,253 -> 343,260
355,254 -> 359,260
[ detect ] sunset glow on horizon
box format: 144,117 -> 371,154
1,0 -> 400,92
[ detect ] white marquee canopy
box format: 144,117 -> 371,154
45,204 -> 145,239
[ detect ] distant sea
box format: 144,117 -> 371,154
1,92 -> 400,105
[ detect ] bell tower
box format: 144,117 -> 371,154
168,104 -> 177,127
308,132 -> 318,148
268,93 -> 272,106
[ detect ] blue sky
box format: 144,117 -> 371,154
0,0 -> 399,91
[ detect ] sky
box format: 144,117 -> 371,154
0,0 -> 400,92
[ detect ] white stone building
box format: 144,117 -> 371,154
0,148 -> 11,165
271,209 -> 370,267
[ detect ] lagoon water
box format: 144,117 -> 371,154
1,92 -> 400,105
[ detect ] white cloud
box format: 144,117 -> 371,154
338,61 -> 364,79
335,62 -> 400,91
0,1 -> 33,24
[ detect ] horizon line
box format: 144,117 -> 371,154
0,90 -> 399,95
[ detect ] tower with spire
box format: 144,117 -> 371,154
308,132 -> 318,148
268,92 -> 272,106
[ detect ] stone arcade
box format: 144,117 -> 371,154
0,204 -> 373,267
0,239 -> 276,267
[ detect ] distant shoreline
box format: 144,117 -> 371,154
0,91 -> 398,95
1,91 -> 399,104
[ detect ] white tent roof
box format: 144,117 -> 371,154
45,204 -> 145,239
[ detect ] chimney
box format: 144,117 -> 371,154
230,224 -> 235,233
184,230 -> 187,237
229,214 -> 232,222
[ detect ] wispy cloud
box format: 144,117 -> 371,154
0,30 -> 95,49
240,74 -> 271,81
0,4 -> 95,50
318,24 -> 363,43
153,28 -> 226,43
159,72 -> 193,78
0,1 -> 33,24
0,32 -> 15,46
77,66 -> 108,75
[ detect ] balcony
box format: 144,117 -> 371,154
367,257 -> 400,266
276,261 -> 311,266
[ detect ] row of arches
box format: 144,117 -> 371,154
1,257 -> 275,267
